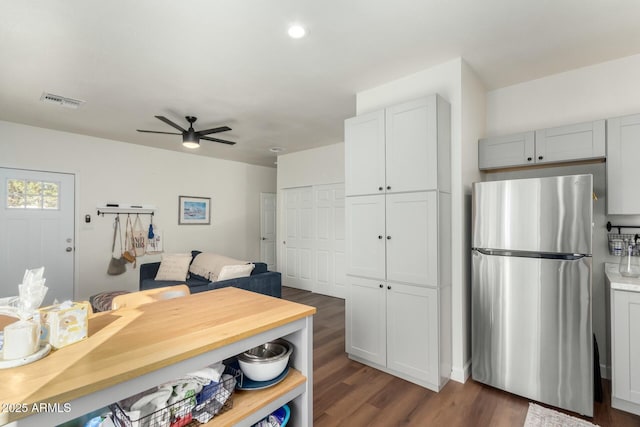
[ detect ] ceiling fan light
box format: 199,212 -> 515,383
182,141 -> 200,149
182,132 -> 200,149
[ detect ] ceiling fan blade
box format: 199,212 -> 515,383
137,129 -> 182,135
201,135 -> 236,145
155,116 -> 187,132
196,126 -> 232,136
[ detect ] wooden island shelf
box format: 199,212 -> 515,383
0,287 -> 316,427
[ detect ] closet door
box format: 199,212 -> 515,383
386,192 -> 438,286
315,184 -> 346,299
283,187 -> 315,291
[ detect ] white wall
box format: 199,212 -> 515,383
485,52 -> 640,376
356,57 -> 485,382
0,120 -> 277,300
276,143 -> 345,189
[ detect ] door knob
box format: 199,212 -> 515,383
378,235 -> 383,239
283,241 -> 286,245
379,284 -> 383,288
66,247 -> 73,252
538,156 -> 543,160
386,235 -> 391,240
527,157 -> 532,161
387,285 -> 391,290
378,186 -> 383,191
261,237 -> 267,240
386,186 -> 391,190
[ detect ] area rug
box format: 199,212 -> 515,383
524,403 -> 599,427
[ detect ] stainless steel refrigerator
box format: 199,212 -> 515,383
471,174 -> 593,416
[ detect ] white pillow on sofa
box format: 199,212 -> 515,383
216,263 -> 255,281
155,253 -> 192,281
189,253 -> 247,281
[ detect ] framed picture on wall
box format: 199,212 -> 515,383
178,196 -> 211,225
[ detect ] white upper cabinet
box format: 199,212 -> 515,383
479,119 -> 605,170
385,97 -> 449,193
535,119 -> 605,164
345,110 -> 386,196
478,132 -> 535,170
607,113 -> 640,215
345,95 -> 450,196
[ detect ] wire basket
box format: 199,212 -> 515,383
607,233 -> 640,257
109,365 -> 241,427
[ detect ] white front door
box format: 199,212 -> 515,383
283,187 -> 314,291
0,168 -> 75,305
260,192 -> 276,271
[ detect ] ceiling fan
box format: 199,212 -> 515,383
137,116 -> 235,148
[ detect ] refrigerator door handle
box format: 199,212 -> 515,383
473,248 -> 588,260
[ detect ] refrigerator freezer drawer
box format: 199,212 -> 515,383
472,174 -> 592,255
471,250 -> 593,416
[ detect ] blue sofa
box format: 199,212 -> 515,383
139,255 -> 281,298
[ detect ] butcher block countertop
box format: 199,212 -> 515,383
0,287 -> 316,425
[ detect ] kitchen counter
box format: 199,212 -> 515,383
0,287 -> 316,426
605,262 -> 640,292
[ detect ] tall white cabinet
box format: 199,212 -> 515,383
344,94 -> 451,392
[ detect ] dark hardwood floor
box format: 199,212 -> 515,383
282,286 -> 640,426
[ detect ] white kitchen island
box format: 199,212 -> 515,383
0,287 -> 315,426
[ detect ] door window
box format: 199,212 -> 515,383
6,178 -> 60,209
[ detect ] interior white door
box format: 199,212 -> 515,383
260,192 -> 276,271
283,187 -> 314,291
314,184 -> 346,298
0,168 -> 75,305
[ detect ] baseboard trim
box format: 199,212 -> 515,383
451,358 -> 471,383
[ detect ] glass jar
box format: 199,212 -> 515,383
619,239 -> 640,277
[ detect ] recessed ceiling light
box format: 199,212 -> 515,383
288,24 -> 306,39
269,147 -> 285,153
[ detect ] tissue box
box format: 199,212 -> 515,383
39,302 -> 89,349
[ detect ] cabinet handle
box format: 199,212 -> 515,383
538,156 -> 543,160
379,284 -> 383,288
386,186 -> 391,190
378,186 -> 383,191
527,157 -> 532,161
378,235 -> 383,239
386,235 -> 391,240
387,285 -> 391,290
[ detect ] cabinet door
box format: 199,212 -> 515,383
346,276 -> 386,366
386,192 -> 438,286
535,120 -> 605,164
612,290 -> 640,406
346,195 -> 386,279
345,110 -> 386,197
478,132 -> 535,170
387,283 -> 438,384
385,97 -> 438,192
607,113 -> 640,214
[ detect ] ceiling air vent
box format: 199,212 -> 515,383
40,92 -> 85,109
